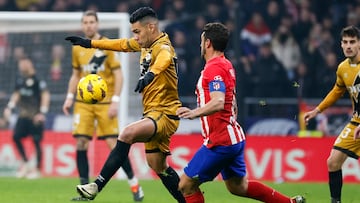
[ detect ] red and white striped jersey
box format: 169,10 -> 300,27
196,55 -> 246,148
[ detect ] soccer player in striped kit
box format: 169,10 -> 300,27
176,22 -> 305,203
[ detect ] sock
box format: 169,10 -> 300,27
95,140 -> 131,192
76,150 -> 89,184
34,140 -> 42,170
13,137 -> 28,162
329,170 -> 342,202
122,156 -> 135,179
246,180 -> 292,203
157,167 -> 186,203
184,190 -> 204,203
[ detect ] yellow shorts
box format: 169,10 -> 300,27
73,101 -> 118,139
334,122 -> 360,159
143,110 -> 179,155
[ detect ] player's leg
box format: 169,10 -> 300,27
12,118 -> 30,178
26,121 -> 44,179
223,142 -> 305,203
327,150 -> 347,203
77,118 -> 155,200
71,103 -> 95,201
146,152 -> 185,203
179,144 -> 224,203
328,122 -> 360,203
96,102 -> 144,202
73,103 -> 95,185
144,112 -> 185,203
104,137 -> 144,202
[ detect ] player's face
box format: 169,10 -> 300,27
81,15 -> 98,39
18,59 -> 33,77
341,36 -> 360,59
131,21 -> 153,48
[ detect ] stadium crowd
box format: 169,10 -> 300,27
0,0 -> 360,124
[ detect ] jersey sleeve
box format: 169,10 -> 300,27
317,68 -> 346,112
203,65 -> 226,93
92,38 -> 141,52
150,44 -> 173,75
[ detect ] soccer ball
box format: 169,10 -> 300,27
77,74 -> 107,104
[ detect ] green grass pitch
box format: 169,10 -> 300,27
0,177 -> 358,203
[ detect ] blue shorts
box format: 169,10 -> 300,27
183,141 -> 246,183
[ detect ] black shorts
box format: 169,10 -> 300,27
13,117 -> 44,142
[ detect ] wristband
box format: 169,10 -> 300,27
66,93 -> 74,99
111,95 -> 120,102
7,101 -> 15,109
40,106 -> 49,114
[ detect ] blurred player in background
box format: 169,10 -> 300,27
3,57 -> 50,179
306,25 -> 360,203
62,10 -> 144,202
176,22 -> 305,203
65,7 -> 185,202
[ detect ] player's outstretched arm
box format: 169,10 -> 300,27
65,36 -> 92,48
303,108 -> 320,125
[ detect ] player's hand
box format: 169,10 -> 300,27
134,72 -> 155,93
354,125 -> 360,140
62,98 -> 73,116
303,108 -> 320,125
65,36 -> 92,48
3,107 -> 11,121
33,113 -> 45,124
108,102 -> 118,119
176,107 -> 197,120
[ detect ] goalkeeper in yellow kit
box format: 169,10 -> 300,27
66,7 -> 185,202
63,10 -> 144,202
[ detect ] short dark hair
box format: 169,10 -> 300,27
82,10 -> 98,22
203,22 -> 229,52
341,25 -> 360,39
129,7 -> 157,24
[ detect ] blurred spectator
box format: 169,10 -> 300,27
292,7 -> 316,45
271,24 -> 301,80
294,61 -> 316,98
50,44 -> 65,81
204,0 -> 227,23
251,42 -> 290,98
240,11 -> 271,62
264,0 -> 284,34
0,0 -> 17,10
316,51 -> 338,97
172,30 -> 194,97
300,23 -> 325,77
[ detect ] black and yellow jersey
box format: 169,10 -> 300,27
91,33 -> 181,115
317,58 -> 360,123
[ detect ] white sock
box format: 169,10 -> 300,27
128,176 -> 139,187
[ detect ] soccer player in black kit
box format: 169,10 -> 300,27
3,57 -> 50,179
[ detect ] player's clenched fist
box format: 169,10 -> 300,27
65,36 -> 92,48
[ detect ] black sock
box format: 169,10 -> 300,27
157,167 -> 185,203
34,140 -> 42,169
13,137 -> 27,162
122,157 -> 134,179
329,170 -> 342,201
76,150 -> 89,184
95,140 -> 131,192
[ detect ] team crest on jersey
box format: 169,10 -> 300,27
26,78 -> 34,86
140,51 -> 152,76
213,81 -> 221,90
349,73 -> 360,117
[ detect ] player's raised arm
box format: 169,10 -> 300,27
65,36 -> 141,52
